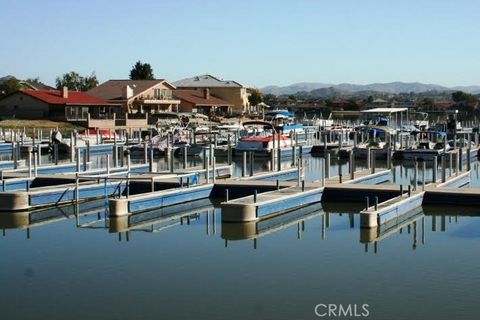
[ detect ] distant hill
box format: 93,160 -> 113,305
262,81 -> 479,95
262,82 -> 332,95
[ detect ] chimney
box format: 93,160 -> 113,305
62,86 -> 68,99
203,88 -> 210,100
122,85 -> 134,99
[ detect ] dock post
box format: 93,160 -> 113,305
249,152 -> 254,177
371,150 -> 376,174
365,196 -> 370,210
276,179 -> 280,190
291,144 -> 296,166
321,158 -> 326,187
374,196 -> 378,211
458,148 -> 463,172
475,132 -> 479,147
54,144 -> 59,165
225,189 -> 229,202
151,177 -> 155,192
387,147 -> 392,169
126,173 -> 130,199
143,142 -> 148,164
227,134 -> 232,165
106,154 -> 111,176
301,180 -> 305,192
277,144 -> 282,171
467,148 -> 471,171
12,143 -> 17,169
422,161 -> 426,191
70,135 -> 74,163
414,159 -> 418,191
183,145 -> 188,169
448,152 -> 453,177
75,173 -> 79,203
441,155 -> 446,183
242,151 -> 247,177
353,131 -> 357,148
408,185 -> 411,197
37,144 -> 42,166
33,150 -> 37,177
349,150 -> 354,180
453,134 -> 457,150
206,157 -> 210,184
253,189 -> 257,203
169,148 -> 174,173
76,147 -> 81,172
85,140 -> 90,163
149,142 -> 154,172
209,143 -> 213,166
113,136 -> 118,167
367,147 -> 371,170
325,153 -> 330,178
270,147 -> 275,171
212,156 -> 216,183
400,184 -> 403,197
126,151 -> 131,173
338,162 -> 343,183
83,149 -> 87,171
297,158 -> 301,186
432,156 -> 438,182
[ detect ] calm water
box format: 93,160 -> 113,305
1,152 -> 479,320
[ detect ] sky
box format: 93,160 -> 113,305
1,0 -> 479,88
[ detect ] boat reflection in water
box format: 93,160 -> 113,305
221,203 -> 323,247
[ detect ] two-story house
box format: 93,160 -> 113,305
88,79 -> 181,115
173,74 -> 249,114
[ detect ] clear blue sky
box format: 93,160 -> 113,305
1,0 -> 479,88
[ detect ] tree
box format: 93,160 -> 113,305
248,89 -> 263,107
81,72 -> 99,91
0,77 -> 21,97
55,71 -> 98,91
452,91 -> 477,103
25,77 -> 41,84
262,93 -> 276,105
129,61 -> 154,80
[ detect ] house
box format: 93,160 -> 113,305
0,88 -> 120,122
173,89 -> 233,115
173,74 -> 249,114
88,79 -> 180,115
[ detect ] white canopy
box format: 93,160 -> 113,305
361,107 -> 408,114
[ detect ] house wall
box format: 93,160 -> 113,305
0,93 -> 51,120
178,101 -> 195,113
208,87 -> 249,113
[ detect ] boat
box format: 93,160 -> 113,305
264,110 -> 305,137
129,131 -> 192,157
234,121 -> 311,157
394,131 -> 450,160
301,112 -> 334,129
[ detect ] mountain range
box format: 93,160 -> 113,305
262,82 -> 480,96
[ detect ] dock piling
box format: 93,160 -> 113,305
422,161 -> 426,191
433,156 -> 437,182
183,145 -> 188,169
325,153 -> 330,178
253,189 -> 257,203
374,196 -> 378,211
365,196 -> 370,210
225,189 -> 229,202
242,152 -> 247,177
408,185 -> 411,197
441,155 -> 446,183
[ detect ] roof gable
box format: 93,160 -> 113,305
87,79 -> 175,101
173,74 -> 243,88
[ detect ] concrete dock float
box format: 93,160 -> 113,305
109,183 -> 214,217
221,185 -> 322,222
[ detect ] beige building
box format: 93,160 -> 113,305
88,79 -> 181,115
173,89 -> 233,115
173,74 -> 249,114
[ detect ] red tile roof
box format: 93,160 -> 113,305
19,89 -> 109,105
173,89 -> 232,106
